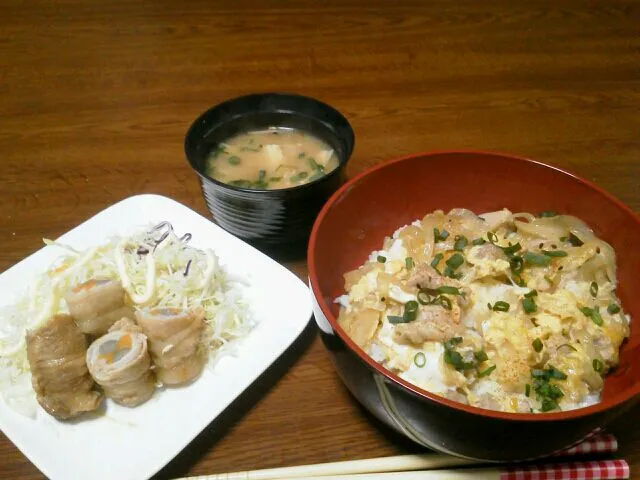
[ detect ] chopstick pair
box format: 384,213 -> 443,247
187,460 -> 629,480
178,433 -> 628,480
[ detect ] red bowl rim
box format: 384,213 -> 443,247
308,149 -> 640,422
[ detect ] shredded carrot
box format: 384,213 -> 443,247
98,352 -> 115,364
116,334 -> 132,350
71,279 -> 98,293
48,262 -> 71,276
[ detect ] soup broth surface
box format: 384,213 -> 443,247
206,128 -> 339,189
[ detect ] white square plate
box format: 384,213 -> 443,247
0,194 -> 312,480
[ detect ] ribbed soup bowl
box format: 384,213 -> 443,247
184,93 -> 354,253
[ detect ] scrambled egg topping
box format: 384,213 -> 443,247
337,208 -> 630,413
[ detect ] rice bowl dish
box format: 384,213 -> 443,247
337,208 -> 630,414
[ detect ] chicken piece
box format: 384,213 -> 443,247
493,352 -> 530,393
65,278 -> 134,336
393,304 -> 462,345
135,307 -> 206,386
86,318 -> 155,407
26,314 -> 103,420
407,264 -> 446,290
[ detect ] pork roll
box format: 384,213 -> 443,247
65,278 -> 133,336
86,318 -> 155,407
135,307 -> 206,386
26,314 -> 103,420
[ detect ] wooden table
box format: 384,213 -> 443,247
1,1 -> 639,478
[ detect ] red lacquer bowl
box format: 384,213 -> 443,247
308,151 -> 640,461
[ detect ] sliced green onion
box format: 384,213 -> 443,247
525,384 -> 531,397
444,350 -> 474,371
444,349 -> 463,369
524,290 -> 538,298
307,157 -> 325,172
227,155 -> 241,165
540,398 -> 559,412
405,257 -> 414,269
503,243 -> 522,255
542,250 -> 568,258
607,303 -> 621,314
472,238 -> 486,246
405,300 -> 419,311
443,266 -> 462,279
414,352 -> 426,368
444,337 -> 463,350
590,282 -> 598,298
547,366 -> 567,380
522,297 -> 537,314
436,286 -> 461,295
453,235 -> 468,251
532,338 -> 543,353
557,343 -> 577,352
487,232 -> 499,244
474,350 -> 488,362
430,253 -> 444,268
446,253 -> 465,270
492,301 -> 510,312
289,171 -> 308,182
593,358 -> 603,373
523,251 -> 552,266
404,300 -> 419,316
389,301 -> 421,324
478,365 -> 496,377
377,255 -> 386,263
580,306 -> 603,326
297,152 -> 306,159
417,289 -> 435,305
387,315 -> 406,324
433,228 -> 449,241
538,211 -> 558,218
509,256 -> 524,274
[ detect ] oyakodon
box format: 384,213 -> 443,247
336,208 -> 630,413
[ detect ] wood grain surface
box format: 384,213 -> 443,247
1,1 -> 639,478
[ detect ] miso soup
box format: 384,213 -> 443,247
206,128 -> 340,190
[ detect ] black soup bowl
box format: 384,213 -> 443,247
184,93 -> 355,253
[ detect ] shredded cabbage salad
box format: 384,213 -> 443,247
0,222 -> 253,418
